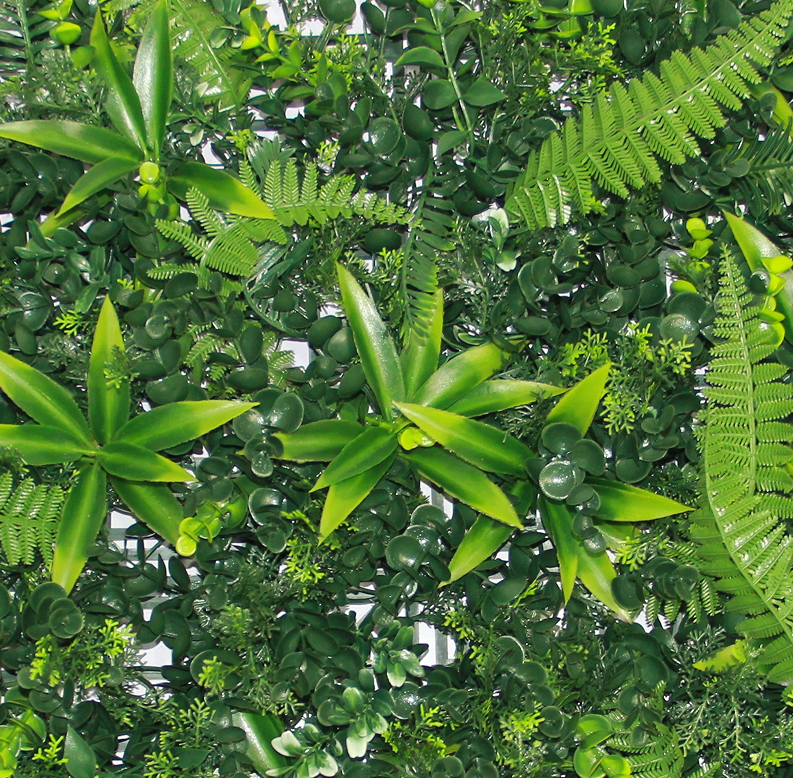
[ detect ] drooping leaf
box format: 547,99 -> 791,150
114,400 -> 256,451
394,402 -> 531,475
445,516 -> 513,583
311,427 -> 398,490
400,290 -> 443,400
404,447 -> 522,527
88,297 -> 130,445
546,362 -> 611,434
446,379 -> 564,417
337,263 -> 405,419
274,420 -> 364,462
320,453 -> 396,540
0,350 -> 92,444
589,478 -> 693,522
0,425 -> 93,465
110,478 -> 182,544
58,156 -> 139,215
52,462 -> 107,592
98,442 -> 195,482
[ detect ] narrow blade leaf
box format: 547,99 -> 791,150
52,462 -> 107,592
111,477 -> 182,543
0,424 -> 93,465
90,12 -> 148,150
447,379 -> 564,417
401,290 -> 443,400
538,494 -> 579,602
133,0 -> 173,156
0,121 -> 142,164
395,402 -> 531,475
98,441 -> 195,482
446,516 -> 513,583
88,297 -> 130,445
0,350 -> 92,443
275,420 -> 364,462
312,427 -> 398,490
413,343 -> 507,409
337,263 -> 405,419
59,157 -> 139,215
546,362 -> 611,434
232,713 -> 287,774
320,453 -> 396,540
114,400 -> 256,450
169,162 -> 275,219
589,478 -> 693,522
404,447 -> 522,527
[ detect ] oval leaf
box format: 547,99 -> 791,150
447,379 -> 565,417
0,350 -> 92,443
65,726 -> 96,778
312,427 -> 398,490
111,477 -> 182,544
114,400 -> 256,451
546,362 -> 611,434
446,516 -> 514,584
52,462 -> 107,592
404,447 -> 521,527
275,420 -> 364,462
395,402 -> 531,475
462,78 -> 507,107
98,441 -> 195,482
588,478 -> 693,522
337,263 -> 404,419
0,424 -> 93,465
395,46 -> 445,69
88,297 -> 130,444
401,290 -> 443,400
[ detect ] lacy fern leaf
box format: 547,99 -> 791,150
689,250 -> 793,684
610,726 -> 684,778
507,0 -> 793,229
0,0 -> 51,79
0,473 -> 63,568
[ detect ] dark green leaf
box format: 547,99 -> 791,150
65,726 -> 96,778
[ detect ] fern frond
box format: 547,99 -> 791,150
611,725 -> 684,778
155,219 -> 208,260
507,0 -> 793,229
0,0 -> 52,79
691,250 -> 793,684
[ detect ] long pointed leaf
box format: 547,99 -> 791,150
446,516 -> 513,583
0,121 -> 142,164
59,157 -> 138,215
114,400 -> 256,450
413,343 -> 507,409
447,379 -> 564,417
312,427 -> 397,490
404,447 -> 521,527
546,362 -> 611,434
320,453 -> 396,540
90,11 -> 148,150
133,0 -> 172,157
111,477 -> 182,543
98,441 -> 195,482
336,263 -> 404,419
538,494 -> 579,602
0,425 -> 93,465
88,297 -> 130,445
52,462 -> 107,592
395,402 -> 531,475
0,350 -> 92,443
169,162 -> 275,219
401,290 -> 443,400
274,420 -> 363,462
589,478 -> 693,522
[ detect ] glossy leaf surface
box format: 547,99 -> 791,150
400,290 -> 443,399
0,425 -> 93,465
111,478 -> 182,544
546,362 -> 611,434
447,379 -> 564,417
232,713 -> 287,774
59,156 -> 139,215
446,516 -> 513,583
589,478 -> 693,522
98,442 -> 195,482
312,427 -> 397,490
275,420 -> 363,461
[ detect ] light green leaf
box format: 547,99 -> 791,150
0,350 -> 92,443
0,424 -> 93,465
132,0 -> 172,157
395,402 -> 531,475
462,78 -> 507,107
447,379 -> 565,417
232,713 -> 287,774
589,478 -> 693,522
404,447 -> 521,527
114,400 -> 256,450
110,477 -> 182,544
546,362 -> 611,434
90,11 -> 148,150
394,46 -> 445,69
65,726 -> 96,778
169,162 -> 275,219
320,453 -> 396,540
337,263 -> 405,419
98,441 -> 195,482
88,297 -> 130,445
58,157 -> 139,215
274,420 -> 364,461
446,516 -> 514,583
0,121 -> 142,164
312,427 -> 398,490
52,462 -> 107,592
413,343 -> 507,409
401,290 -> 443,400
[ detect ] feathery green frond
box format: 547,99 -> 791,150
0,473 -> 63,568
690,250 -> 793,684
0,0 -> 52,81
610,726 -> 684,778
507,0 -> 793,230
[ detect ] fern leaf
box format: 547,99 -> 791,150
507,0 -> 793,229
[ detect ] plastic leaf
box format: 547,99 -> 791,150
446,379 -> 565,417
312,427 -> 398,490
445,516 -> 514,583
58,156 -> 139,215
275,420 -> 364,462
64,726 -> 96,778
98,441 -> 195,482
0,424 -> 93,465
400,290 -> 443,400
589,478 -> 693,522
545,362 -> 611,434
110,478 -> 182,544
